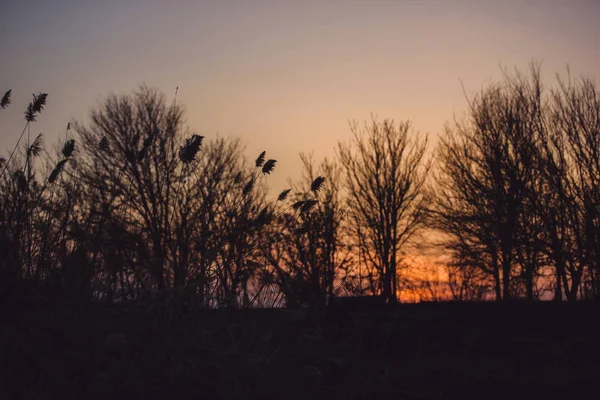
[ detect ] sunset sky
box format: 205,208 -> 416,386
1,0 -> 599,193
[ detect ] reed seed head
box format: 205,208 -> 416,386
49,159 -> 69,183
311,176 -> 326,192
1,90 -> 11,109
262,159 -> 276,175
300,199 -> 318,213
243,179 -> 254,196
24,93 -> 48,122
255,151 -> 266,168
277,188 -> 291,201
179,134 -> 204,163
32,93 -> 48,113
62,139 -> 76,158
27,133 -> 43,158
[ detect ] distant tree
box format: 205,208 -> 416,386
338,118 -> 430,304
71,86 -> 272,305
402,261 -> 451,302
432,64 -> 543,300
72,86 -> 184,296
536,73 -> 600,300
445,262 -> 492,301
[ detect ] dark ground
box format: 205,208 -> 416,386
2,288 -> 599,400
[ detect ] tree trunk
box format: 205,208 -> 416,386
525,272 -> 534,301
502,252 -> 512,301
491,251 -> 502,301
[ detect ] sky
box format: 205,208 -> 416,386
1,0 -> 599,193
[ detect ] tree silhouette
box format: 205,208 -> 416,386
432,64 -> 543,300
70,86 -> 273,305
338,118 -> 430,304
536,72 -> 600,300
433,63 -> 600,301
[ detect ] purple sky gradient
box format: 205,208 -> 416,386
1,0 -> 599,192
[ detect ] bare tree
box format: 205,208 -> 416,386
72,86 -> 184,295
71,86 -> 272,305
338,118 -> 430,304
432,64 -> 543,300
536,72 -> 600,300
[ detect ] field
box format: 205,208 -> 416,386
2,287 -> 598,400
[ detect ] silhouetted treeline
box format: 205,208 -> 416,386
1,62 -> 598,307
432,63 -> 600,301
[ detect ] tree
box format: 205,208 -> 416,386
432,64 -> 543,300
536,72 -> 600,300
71,86 -> 272,305
338,118 -> 430,304
445,262 -> 492,301
72,86 -> 184,295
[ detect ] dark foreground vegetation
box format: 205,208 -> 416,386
2,62 -> 600,308
1,62 -> 599,399
2,285 -> 599,400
